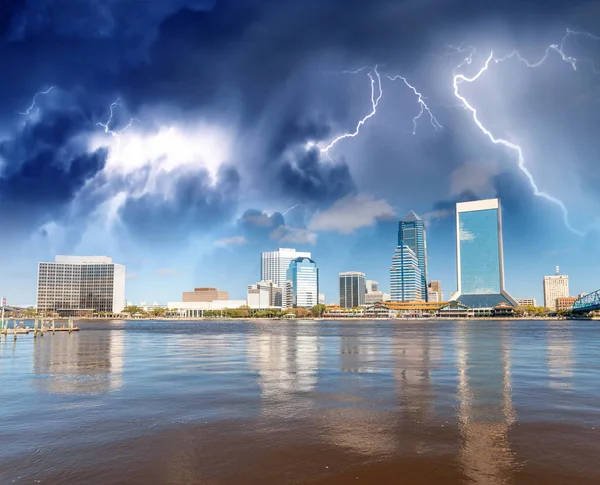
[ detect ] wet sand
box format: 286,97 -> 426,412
1,319 -> 599,484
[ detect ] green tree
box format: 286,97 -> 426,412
150,307 -> 167,318
311,304 -> 327,317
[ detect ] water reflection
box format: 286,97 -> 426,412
546,322 -> 574,389
456,324 -> 516,484
33,330 -> 124,395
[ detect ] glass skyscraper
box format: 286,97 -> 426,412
339,272 -> 366,308
286,257 -> 319,308
262,248 -> 311,308
454,198 -> 516,308
398,211 -> 428,301
390,245 -> 422,302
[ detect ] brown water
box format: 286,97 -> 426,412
1,319 -> 599,484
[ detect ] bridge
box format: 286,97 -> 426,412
571,290 -> 600,314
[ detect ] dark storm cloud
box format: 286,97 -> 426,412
118,165 -> 240,243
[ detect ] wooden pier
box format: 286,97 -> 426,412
0,318 -> 80,340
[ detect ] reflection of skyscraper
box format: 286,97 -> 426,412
546,323 -> 574,389
453,199 -> 516,308
398,211 -> 428,301
33,331 -> 124,394
456,325 -> 516,484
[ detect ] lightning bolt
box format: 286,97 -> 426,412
18,86 -> 56,115
320,65 -> 383,156
283,204 -> 304,216
386,74 -> 442,134
452,28 -> 600,236
97,99 -> 138,143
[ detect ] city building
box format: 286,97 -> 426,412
286,257 -> 319,308
453,199 -> 516,309
182,287 -> 229,302
556,296 -> 577,312
140,301 -> 166,312
247,280 -> 282,309
167,300 -> 248,318
398,211 -> 428,301
365,291 -> 391,304
36,255 -> 126,316
261,248 -> 311,308
427,280 -> 443,302
339,272 -> 366,308
365,280 -> 379,293
516,298 -> 537,308
319,293 -> 325,305
543,267 -> 569,310
390,245 -> 422,302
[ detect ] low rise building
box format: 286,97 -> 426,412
182,287 -> 229,302
247,280 -> 282,309
556,296 -> 577,311
167,300 -> 247,318
516,298 -> 537,307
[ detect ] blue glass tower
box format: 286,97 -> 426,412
286,257 -> 319,308
390,245 -> 422,302
398,211 -> 428,301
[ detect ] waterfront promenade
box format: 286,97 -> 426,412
1,319 -> 599,484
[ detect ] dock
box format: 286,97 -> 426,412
1,318 -> 80,339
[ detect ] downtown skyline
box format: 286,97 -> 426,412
0,1 -> 598,307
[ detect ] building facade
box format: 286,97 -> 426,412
339,272 -> 366,308
556,296 -> 577,311
167,300 -> 248,318
398,211 -> 428,301
182,287 -> 229,302
543,267 -> 569,310
261,248 -> 311,308
365,280 -> 379,293
286,257 -> 319,308
427,280 -> 443,302
453,199 -> 516,309
390,245 -> 422,302
365,291 -> 391,304
36,255 -> 125,316
247,280 -> 282,309
516,298 -> 537,307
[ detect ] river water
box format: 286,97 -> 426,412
1,319 -> 599,484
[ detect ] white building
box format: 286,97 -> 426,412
516,298 -> 537,307
167,300 -> 248,318
543,267 -> 569,310
365,291 -> 391,304
261,248 -> 311,307
319,293 -> 325,305
247,280 -> 282,309
36,255 -> 126,316
365,280 -> 379,293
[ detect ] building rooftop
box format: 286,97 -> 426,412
402,210 -> 422,222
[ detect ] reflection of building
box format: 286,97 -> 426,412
453,199 -> 516,309
37,255 -> 126,316
390,245 -> 422,302
398,211 -> 428,301
516,297 -> 537,307
543,267 -> 569,310
339,272 -> 366,308
247,280 -> 282,309
546,323 -> 574,388
556,296 -> 577,311
33,331 -> 124,394
286,257 -> 319,308
182,287 -> 228,302
261,248 -> 311,308
456,325 -> 516,484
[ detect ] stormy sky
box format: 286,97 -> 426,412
1,0 -> 599,305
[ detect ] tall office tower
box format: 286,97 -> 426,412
428,280 -> 443,302
37,256 -> 126,316
543,266 -> 569,310
453,198 -> 516,308
261,248 -> 311,307
286,257 -> 319,308
390,245 -> 422,302
365,280 -> 379,293
398,211 -> 428,301
339,272 -> 366,308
